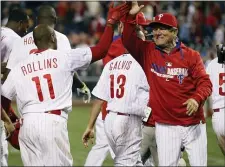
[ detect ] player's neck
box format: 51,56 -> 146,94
37,44 -> 53,50
5,22 -> 18,34
162,40 -> 176,54
37,22 -> 55,29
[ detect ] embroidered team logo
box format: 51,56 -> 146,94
158,14 -> 164,20
166,62 -> 172,67
177,73 -> 184,84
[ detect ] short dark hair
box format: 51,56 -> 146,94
37,5 -> 56,18
8,8 -> 28,22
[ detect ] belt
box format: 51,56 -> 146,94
44,110 -> 61,115
214,109 -> 220,112
213,107 -> 225,112
107,111 -> 130,116
117,112 -> 130,116
143,122 -> 155,127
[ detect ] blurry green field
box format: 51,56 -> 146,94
8,106 -> 225,166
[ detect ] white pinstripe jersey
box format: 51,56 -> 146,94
7,30 -> 71,69
1,48 -> 92,115
92,54 -> 149,117
1,27 -> 21,63
206,57 -> 225,109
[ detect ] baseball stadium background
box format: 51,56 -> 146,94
1,1 -> 225,166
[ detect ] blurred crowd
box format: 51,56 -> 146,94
1,1 -> 225,79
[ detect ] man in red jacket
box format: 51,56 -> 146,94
122,2 -> 212,166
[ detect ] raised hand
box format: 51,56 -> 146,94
129,1 -> 145,16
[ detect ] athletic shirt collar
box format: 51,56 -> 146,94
155,40 -> 185,60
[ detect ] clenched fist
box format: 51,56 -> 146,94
82,128 -> 95,148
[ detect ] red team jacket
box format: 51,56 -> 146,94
122,23 -> 212,126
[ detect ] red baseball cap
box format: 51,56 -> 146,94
149,13 -> 177,28
120,12 -> 151,26
136,12 -> 151,26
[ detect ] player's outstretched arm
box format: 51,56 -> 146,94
82,98 -> 104,147
90,2 -> 130,63
122,2 -> 148,61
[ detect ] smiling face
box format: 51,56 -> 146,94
151,23 -> 178,48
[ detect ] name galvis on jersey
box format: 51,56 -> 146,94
109,60 -> 132,71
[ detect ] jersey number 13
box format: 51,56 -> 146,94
110,74 -> 126,98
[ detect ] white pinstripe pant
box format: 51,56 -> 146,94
104,112 -> 143,166
155,122 -> 207,166
0,122 -> 8,166
212,109 -> 225,137
19,113 -> 73,166
84,113 -> 115,166
212,108 -> 225,154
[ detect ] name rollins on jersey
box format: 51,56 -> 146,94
109,60 -> 132,70
21,58 -> 58,76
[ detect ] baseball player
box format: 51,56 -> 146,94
83,31 -> 126,167
83,13 -> 151,166
1,2 -> 130,166
83,26 -> 150,166
1,9 -> 29,66
1,8 -> 29,166
206,44 -> 225,155
5,5 -> 91,103
122,2 -> 212,166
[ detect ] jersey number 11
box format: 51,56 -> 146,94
32,74 -> 55,102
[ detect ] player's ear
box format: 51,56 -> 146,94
174,29 -> 178,36
36,16 -> 39,25
18,20 -> 23,30
50,32 -> 56,43
171,29 -> 178,39
34,39 -> 38,47
50,33 -> 54,42
54,16 -> 57,26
